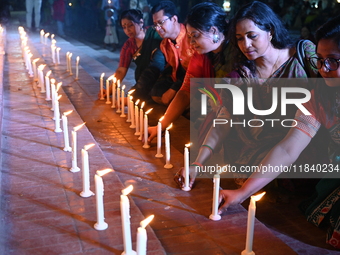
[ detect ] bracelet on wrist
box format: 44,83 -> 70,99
201,144 -> 214,157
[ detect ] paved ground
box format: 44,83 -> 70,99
0,14 -> 339,255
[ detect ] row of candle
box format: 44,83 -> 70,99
22,27 -> 154,254
28,27 -> 265,255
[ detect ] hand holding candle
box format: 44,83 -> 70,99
136,215 -> 154,255
80,143 -> 95,198
143,108 -> 153,149
241,192 -> 266,255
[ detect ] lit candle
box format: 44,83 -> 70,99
164,124 -> 173,168
80,143 -> 95,198
100,73 -> 105,100
75,56 -> 80,80
155,116 -> 164,158
129,96 -> 135,128
138,102 -> 145,140
241,192 -> 266,255
69,53 -> 73,75
44,32 -> 50,45
37,64 -> 46,92
106,76 -> 111,104
94,169 -> 113,230
66,52 -> 70,72
56,47 -> 61,64
51,39 -> 56,63
120,85 -> 126,117
209,174 -> 221,221
182,143 -> 191,191
40,29 -> 45,44
116,80 -> 121,113
111,76 -> 116,108
143,108 -> 153,149
134,99 -> 140,136
27,52 -> 34,77
50,78 -> 56,111
70,123 -> 86,173
62,110 -> 73,152
136,215 -> 154,255
52,82 -> 61,119
120,185 -> 136,255
32,58 -> 39,81
127,90 -> 135,123
54,95 -> 62,133
45,70 -> 52,101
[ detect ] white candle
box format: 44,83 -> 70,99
138,102 -> 145,140
155,117 -> 164,158
120,85 -> 126,117
100,73 -> 105,100
70,123 -> 85,172
111,77 -> 116,108
80,144 -> 95,198
45,71 -> 52,101
40,29 -> 44,44
66,52 -> 70,72
134,99 -> 140,136
69,53 -> 73,75
182,143 -> 191,191
136,215 -> 154,255
50,79 -> 56,111
143,108 -> 153,149
38,64 -> 46,92
62,110 -> 73,152
32,58 -> 39,81
94,169 -> 113,230
127,90 -> 135,122
241,192 -> 266,255
120,185 -> 136,255
164,124 -> 173,168
75,56 -> 80,80
106,77 -> 111,104
54,95 -> 62,133
209,174 -> 221,221
129,96 -> 135,128
116,81 -> 121,113
56,47 -> 61,64
51,44 -> 56,64
44,32 -> 50,45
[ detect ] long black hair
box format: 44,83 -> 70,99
186,2 -> 228,37
315,15 -> 340,119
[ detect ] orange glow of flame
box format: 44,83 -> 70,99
46,70 -> 52,77
140,215 -> 154,228
63,110 -> 73,116
84,143 -> 95,151
159,116 -> 164,122
145,108 -> 153,115
101,73 -> 105,79
96,168 -> 113,177
140,101 -> 145,109
74,122 -> 86,132
135,99 -> 140,106
166,123 -> 173,130
128,89 -> 135,95
251,192 -> 266,202
185,143 -> 192,148
122,185 -> 133,196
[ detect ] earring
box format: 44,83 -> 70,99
213,34 -> 220,44
269,35 -> 272,41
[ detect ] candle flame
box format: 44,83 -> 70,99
145,108 -> 153,115
76,56 -> 80,62
45,33 -> 50,37
40,29 -> 44,35
166,123 -> 173,130
185,143 -> 192,148
63,110 -> 73,116
46,70 -> 52,77
140,101 -> 145,109
69,53 -> 73,58
84,143 -> 95,151
74,122 -> 86,132
38,64 -> 46,70
135,99 -> 140,106
66,51 -> 70,56
122,185 -> 133,196
56,82 -> 62,91
140,215 -> 154,228
128,89 -> 135,95
159,116 -> 164,122
96,168 -> 113,177
33,58 -> 40,63
108,75 -> 115,81
50,78 -> 56,84
57,95 -> 62,100
101,73 -> 105,79
117,79 -> 120,87
51,39 -> 56,44
113,76 -> 117,83
251,192 -> 266,202
51,34 -> 55,39
57,47 -> 61,51
122,85 -> 126,90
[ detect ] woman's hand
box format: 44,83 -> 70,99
218,189 -> 248,214
174,166 -> 198,189
148,126 -> 158,143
